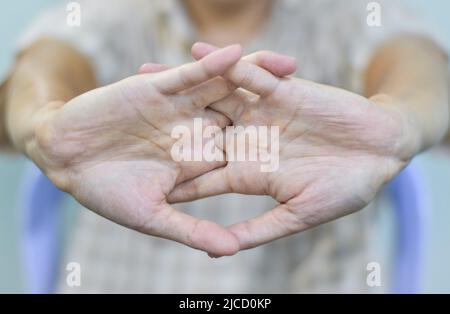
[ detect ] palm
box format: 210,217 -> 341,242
232,78 -> 405,197
59,78 -> 223,229
32,45 -> 247,256
170,60 -> 409,250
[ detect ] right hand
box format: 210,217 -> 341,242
24,45 -> 247,256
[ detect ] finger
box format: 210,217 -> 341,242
245,51 -> 297,77
227,204 -> 309,250
192,42 -> 298,77
208,88 -> 254,121
138,63 -> 238,124
140,44 -> 296,108
167,168 -> 232,203
139,63 -> 235,108
141,203 -> 240,256
191,42 -> 218,59
138,62 -> 233,109
149,44 -> 242,94
192,42 -> 290,97
204,106 -> 232,128
141,67 -> 248,112
139,63 -> 172,74
226,59 -> 282,97
181,76 -> 236,109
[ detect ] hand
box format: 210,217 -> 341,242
167,43 -> 418,253
24,45 -> 250,256
24,44 -> 297,256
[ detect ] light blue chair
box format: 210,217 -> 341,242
18,160 -> 430,293
19,163 -> 65,294
389,161 -> 430,293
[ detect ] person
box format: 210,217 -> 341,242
0,0 -> 448,293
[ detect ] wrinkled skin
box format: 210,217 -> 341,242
29,45 -> 242,256
28,45 -> 297,256
143,43 -> 415,253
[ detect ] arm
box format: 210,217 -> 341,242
0,79 -> 9,147
365,35 -> 450,154
3,38 -> 96,152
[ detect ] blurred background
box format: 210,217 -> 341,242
0,0 -> 449,293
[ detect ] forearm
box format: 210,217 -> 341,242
365,35 -> 449,154
0,79 -> 10,147
4,38 -> 96,152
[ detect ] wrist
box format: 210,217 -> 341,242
0,80 -> 10,147
12,100 -> 71,191
369,93 -> 423,161
6,100 -> 64,157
